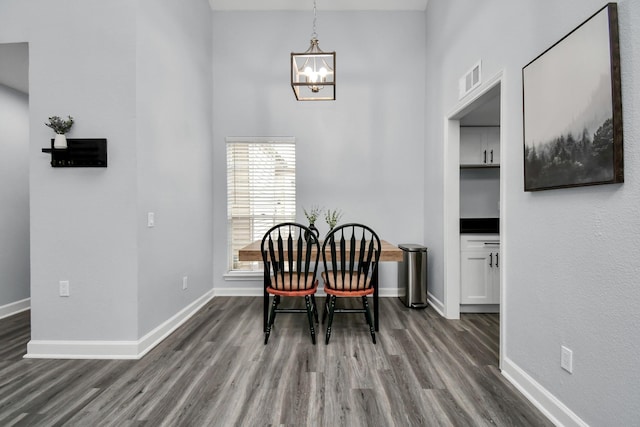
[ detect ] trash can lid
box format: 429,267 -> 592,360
398,243 -> 428,252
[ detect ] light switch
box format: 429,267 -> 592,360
147,212 -> 155,227
59,280 -> 70,297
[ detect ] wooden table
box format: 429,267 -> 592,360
238,240 -> 403,333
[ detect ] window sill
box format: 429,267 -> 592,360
223,271 -> 263,281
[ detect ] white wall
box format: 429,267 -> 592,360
0,83 -> 30,311
425,0 -> 640,425
212,11 -> 426,293
136,0 -> 213,337
460,168 -> 500,218
0,0 -> 141,342
0,0 -> 213,354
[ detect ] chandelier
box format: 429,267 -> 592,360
290,0 -> 336,101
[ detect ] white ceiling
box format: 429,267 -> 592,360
460,86 -> 501,127
209,0 -> 429,11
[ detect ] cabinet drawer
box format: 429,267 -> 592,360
461,234 -> 499,250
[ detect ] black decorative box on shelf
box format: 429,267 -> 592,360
42,138 -> 107,167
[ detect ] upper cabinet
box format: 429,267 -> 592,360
460,126 -> 500,167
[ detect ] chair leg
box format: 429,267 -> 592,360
310,294 -> 319,324
325,295 -> 337,345
322,295 -> 330,324
362,300 -> 369,324
264,295 -> 278,345
271,295 -> 280,326
304,295 -> 317,345
362,296 -> 376,344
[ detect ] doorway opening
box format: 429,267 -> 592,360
443,71 -> 505,367
0,42 -> 30,326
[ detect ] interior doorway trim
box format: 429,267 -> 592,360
443,69 -> 506,366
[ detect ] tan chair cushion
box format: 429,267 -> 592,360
270,272 -> 316,291
322,271 -> 371,291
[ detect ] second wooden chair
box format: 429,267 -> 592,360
321,223 -> 381,344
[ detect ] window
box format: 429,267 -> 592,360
226,137 -> 296,272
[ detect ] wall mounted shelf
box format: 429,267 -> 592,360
42,138 -> 107,167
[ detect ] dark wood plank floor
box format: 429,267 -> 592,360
0,297 -> 552,426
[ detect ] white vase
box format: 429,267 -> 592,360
53,134 -> 67,149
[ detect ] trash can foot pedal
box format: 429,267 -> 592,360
409,302 -> 428,309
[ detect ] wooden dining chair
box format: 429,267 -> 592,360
321,223 -> 381,344
261,222 -> 320,345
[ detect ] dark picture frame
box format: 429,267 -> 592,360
522,3 -> 623,191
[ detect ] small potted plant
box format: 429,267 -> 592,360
324,208 -> 343,232
303,205 -> 323,238
46,115 -> 74,149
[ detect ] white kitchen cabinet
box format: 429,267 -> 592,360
460,235 -> 499,304
460,126 -> 500,166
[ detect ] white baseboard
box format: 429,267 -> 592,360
378,287 -> 400,298
25,290 -> 214,360
214,286 -> 263,297
135,290 -> 214,359
214,286 -> 401,298
460,304 -> 499,313
25,339 -> 140,360
427,292 -> 445,317
501,357 -> 588,427
0,298 -> 30,320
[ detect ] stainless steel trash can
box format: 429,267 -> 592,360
398,244 -> 428,308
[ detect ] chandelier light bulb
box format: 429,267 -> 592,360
304,67 -> 319,83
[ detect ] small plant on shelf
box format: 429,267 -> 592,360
324,208 -> 343,231
45,115 -> 74,135
46,115 -> 74,149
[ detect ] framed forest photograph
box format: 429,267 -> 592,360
522,3 -> 623,191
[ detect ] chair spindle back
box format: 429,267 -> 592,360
323,223 -> 381,291
262,223 -> 319,291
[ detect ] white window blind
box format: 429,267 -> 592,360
226,137 -> 296,272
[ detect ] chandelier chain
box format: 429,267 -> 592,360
312,0 -> 318,39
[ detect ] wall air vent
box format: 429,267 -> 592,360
459,61 -> 482,99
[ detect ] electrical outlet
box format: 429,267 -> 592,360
182,276 -> 188,290
147,212 -> 155,227
561,346 -> 573,373
59,280 -> 70,297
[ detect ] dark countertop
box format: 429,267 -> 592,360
460,218 -> 499,234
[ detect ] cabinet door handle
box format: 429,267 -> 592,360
489,253 -> 493,267
484,150 -> 487,164
490,149 -> 494,163
496,253 -> 499,268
